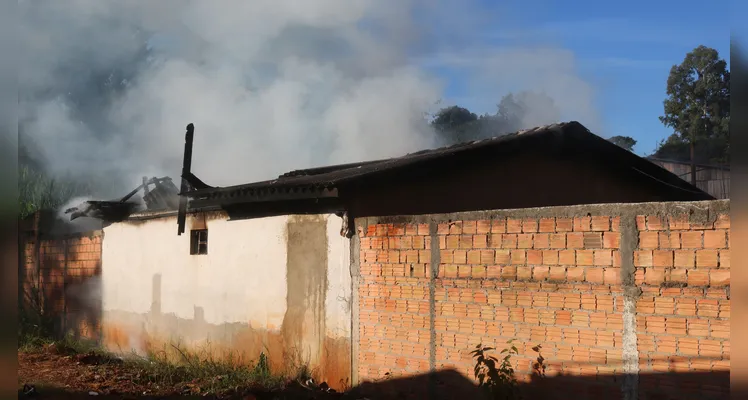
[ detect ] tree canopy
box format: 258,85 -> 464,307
431,91 -> 560,145
654,45 -> 730,164
608,136 -> 637,152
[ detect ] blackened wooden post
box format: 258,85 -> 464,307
177,123 -> 195,235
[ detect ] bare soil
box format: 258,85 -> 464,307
17,345 -> 348,400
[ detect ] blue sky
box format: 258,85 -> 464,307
425,0 -> 731,156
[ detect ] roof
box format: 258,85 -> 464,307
646,157 -> 730,171
186,121 -> 714,207
64,177 -> 181,222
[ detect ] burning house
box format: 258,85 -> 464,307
21,122 -> 730,398
64,176 -> 181,222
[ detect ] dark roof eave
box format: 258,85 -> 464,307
188,187 -> 340,209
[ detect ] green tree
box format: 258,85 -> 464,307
18,166 -> 90,219
656,45 -> 730,164
608,135 -> 637,152
431,91 -> 560,145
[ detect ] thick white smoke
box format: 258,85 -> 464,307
19,0 -> 601,196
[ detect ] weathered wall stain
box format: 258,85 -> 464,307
282,215 -> 329,376
102,213 -> 352,391
102,310 -> 351,388
319,336 -> 352,389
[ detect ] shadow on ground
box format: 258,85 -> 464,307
19,368 -> 737,400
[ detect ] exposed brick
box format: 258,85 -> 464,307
652,250 -> 674,267
516,266 -> 532,280
680,231 -> 702,248
603,268 -> 620,285
573,216 -> 591,232
603,232 -> 620,249
473,235 -> 488,248
586,268 -> 604,284
522,219 -> 538,233
549,233 -> 566,249
719,250 -> 729,269
558,250 -> 575,265
476,220 -> 491,234
646,216 -> 665,230
714,214 -> 730,229
502,234 -> 518,249
704,230 -> 727,249
636,215 -> 646,230
542,250 -> 558,265
567,267 -> 585,282
710,320 -> 729,339
576,250 -> 594,266
591,250 -> 611,266
462,221 -> 477,234
538,218 -> 555,232
644,268 -> 665,285
668,268 -> 687,284
687,270 -> 709,287
567,233 -> 584,249
517,234 -> 533,249
583,232 -> 603,249
509,250 -> 525,265
506,218 -> 522,233
674,250 -> 695,268
533,267 -> 550,280
527,250 -> 542,265
658,232 -> 681,249
709,270 -> 730,287
634,251 -> 653,267
459,235 -> 473,249
533,233 -> 550,249
491,218 -> 507,233
466,250 -> 481,264
555,218 -> 573,232
696,250 -> 719,268
494,249 -> 510,264
549,267 -> 566,281
357,209 -> 729,394
591,216 -> 610,231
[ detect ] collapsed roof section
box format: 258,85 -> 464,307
65,176 -> 180,222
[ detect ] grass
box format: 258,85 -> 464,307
18,319 -> 302,396
131,343 -> 291,394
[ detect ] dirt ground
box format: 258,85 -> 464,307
17,346 -> 348,400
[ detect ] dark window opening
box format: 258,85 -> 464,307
190,229 -> 208,255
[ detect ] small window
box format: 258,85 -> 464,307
190,229 -> 208,255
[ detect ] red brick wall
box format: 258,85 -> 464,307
355,201 -> 729,399
21,230 -> 103,339
633,213 -> 730,393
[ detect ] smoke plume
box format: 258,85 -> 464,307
19,0 -> 601,197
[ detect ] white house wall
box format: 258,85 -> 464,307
100,211 -> 352,389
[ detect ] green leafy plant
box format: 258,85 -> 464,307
472,340 -> 520,400
472,340 -> 545,400
530,345 -> 546,378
